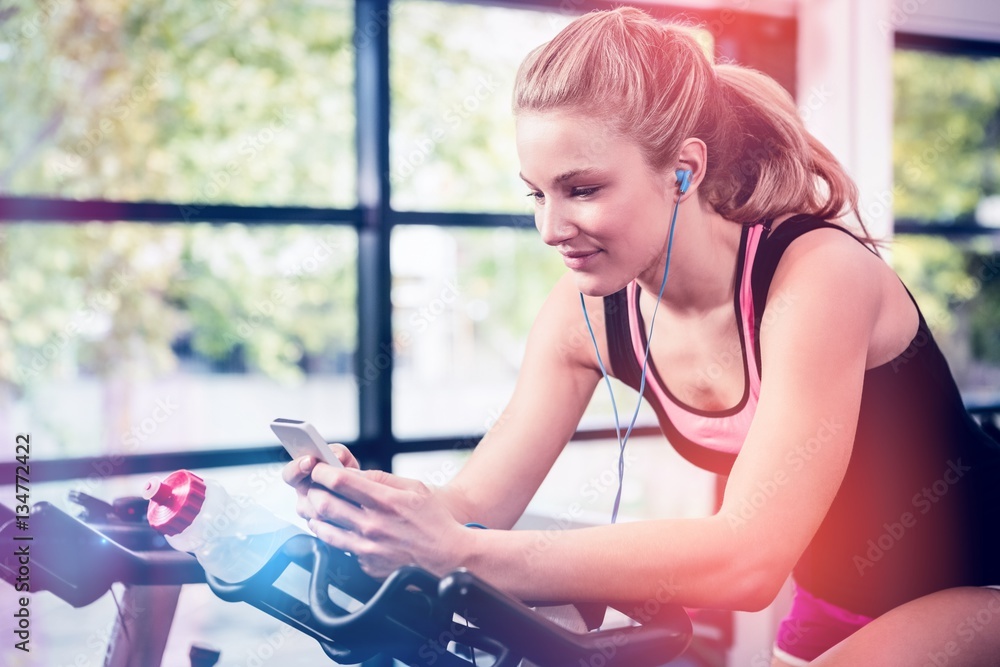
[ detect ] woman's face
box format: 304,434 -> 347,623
515,110 -> 675,296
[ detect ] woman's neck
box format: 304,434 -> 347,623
636,201 -> 745,316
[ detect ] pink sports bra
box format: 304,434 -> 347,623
626,221 -> 768,455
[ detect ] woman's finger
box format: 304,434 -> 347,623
281,456 -> 317,486
308,519 -> 393,579
309,463 -> 427,511
309,464 -> 394,510
295,492 -> 316,521
306,483 -> 368,531
308,519 -> 363,557
359,468 -> 424,491
327,443 -> 360,469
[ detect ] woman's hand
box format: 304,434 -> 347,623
283,455 -> 470,579
282,442 -> 359,519
282,442 -> 360,481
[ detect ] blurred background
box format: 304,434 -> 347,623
1,0 -> 999,665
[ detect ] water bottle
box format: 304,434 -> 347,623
143,469 -> 305,583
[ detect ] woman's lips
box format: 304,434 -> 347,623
561,249 -> 601,270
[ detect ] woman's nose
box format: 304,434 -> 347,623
536,202 -> 576,246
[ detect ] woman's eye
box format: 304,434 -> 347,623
526,191 -> 544,202
571,186 -> 600,197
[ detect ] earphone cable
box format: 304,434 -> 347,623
580,192 -> 682,524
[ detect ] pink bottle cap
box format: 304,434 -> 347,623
144,470 -> 207,536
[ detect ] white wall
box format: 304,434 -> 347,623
797,0 -> 896,240
890,0 -> 1000,42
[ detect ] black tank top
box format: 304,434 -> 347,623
604,214 -> 1000,617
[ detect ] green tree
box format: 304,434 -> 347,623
892,49 -> 1000,387
893,50 -> 1000,221
0,0 -> 358,450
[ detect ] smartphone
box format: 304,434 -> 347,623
270,418 -> 344,468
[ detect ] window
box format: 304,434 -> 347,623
390,0 -> 574,212
0,0 -> 356,207
1,0 -> 358,463
891,46 -> 1000,405
2,0 -> 772,470
2,223 -> 358,456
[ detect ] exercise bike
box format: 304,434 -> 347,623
0,489 -> 693,666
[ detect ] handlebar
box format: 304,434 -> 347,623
439,569 -> 691,667
1,499 -> 693,666
206,533 -> 692,666
0,500 -> 203,607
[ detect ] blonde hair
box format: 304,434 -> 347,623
513,7 -> 870,236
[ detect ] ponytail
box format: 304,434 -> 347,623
703,65 -> 863,224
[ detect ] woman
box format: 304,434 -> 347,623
284,7 -> 1000,665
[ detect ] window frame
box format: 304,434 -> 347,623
888,31 -> 1000,428
0,0 -> 803,482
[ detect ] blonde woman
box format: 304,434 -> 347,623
286,7 -> 1000,665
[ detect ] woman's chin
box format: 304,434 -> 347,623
572,272 -> 629,298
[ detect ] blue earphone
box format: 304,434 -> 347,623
676,168 -> 692,195
579,168 -> 691,523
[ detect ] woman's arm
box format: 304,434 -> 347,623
447,229 -> 882,609
284,270 -> 608,561
433,272 -> 607,528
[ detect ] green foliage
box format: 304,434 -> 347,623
893,49 -> 1000,221
0,0 -> 355,205
0,1 -> 358,389
893,234 -> 1000,367
0,222 -> 356,388
892,235 -> 971,335
892,49 -> 1000,374
385,0 -> 573,370
967,251 -> 1000,363
389,0 -> 572,212
167,224 -> 356,383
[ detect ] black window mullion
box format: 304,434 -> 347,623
355,0 -> 395,472
0,195 -> 361,225
894,219 -> 1000,238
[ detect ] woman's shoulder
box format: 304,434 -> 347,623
527,272 -> 606,368
751,215 -> 887,349
756,214 -> 883,292
766,213 -> 866,244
